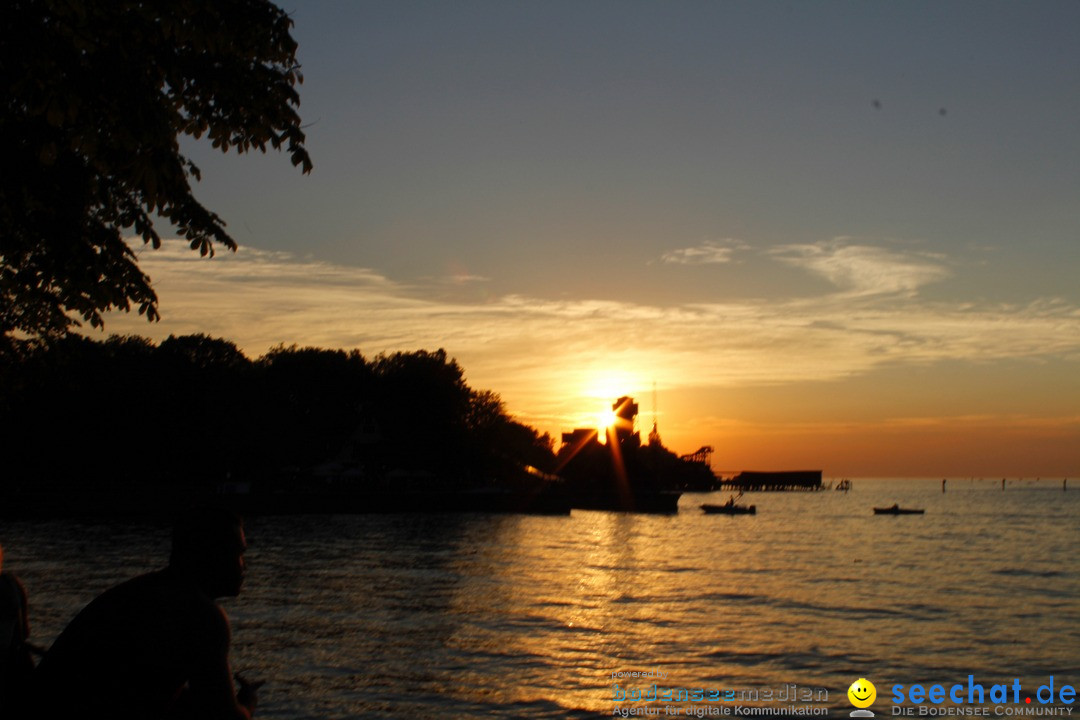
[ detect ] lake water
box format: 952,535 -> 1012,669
5,478 -> 1077,719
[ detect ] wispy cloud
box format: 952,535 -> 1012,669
770,238 -> 950,296
444,273 -> 490,284
659,239 -> 749,265
103,240 -> 1080,440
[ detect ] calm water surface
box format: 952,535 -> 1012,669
5,478 -> 1078,718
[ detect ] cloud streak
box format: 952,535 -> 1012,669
659,239 -> 749,265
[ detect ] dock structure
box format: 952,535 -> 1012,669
720,470 -> 823,492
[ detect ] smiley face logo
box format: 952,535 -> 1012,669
848,678 -> 877,708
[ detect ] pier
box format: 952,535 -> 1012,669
717,470 -> 824,492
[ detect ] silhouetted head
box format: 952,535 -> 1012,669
170,508 -> 247,598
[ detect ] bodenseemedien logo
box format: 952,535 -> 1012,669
850,679 -> 878,718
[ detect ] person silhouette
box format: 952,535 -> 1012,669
30,508 -> 260,719
0,543 -> 34,717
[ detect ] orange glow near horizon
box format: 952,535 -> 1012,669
97,240 -> 1080,478
535,385 -> 1080,478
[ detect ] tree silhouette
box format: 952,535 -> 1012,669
1,0 -> 312,341
0,336 -> 557,498
255,345 -> 371,471
370,350 -> 473,474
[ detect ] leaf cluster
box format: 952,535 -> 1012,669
1,0 -> 312,338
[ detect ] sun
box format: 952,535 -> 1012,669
578,370 -> 647,440
597,407 -> 619,434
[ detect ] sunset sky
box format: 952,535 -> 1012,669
103,1 -> 1079,477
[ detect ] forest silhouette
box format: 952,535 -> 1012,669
0,335 -> 553,504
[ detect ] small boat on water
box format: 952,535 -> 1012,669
873,504 -> 925,515
701,502 -> 756,515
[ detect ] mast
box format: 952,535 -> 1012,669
648,380 -> 661,446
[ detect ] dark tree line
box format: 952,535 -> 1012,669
0,335 -> 554,496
